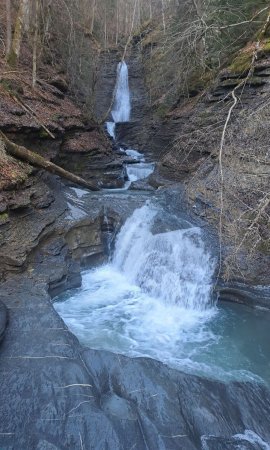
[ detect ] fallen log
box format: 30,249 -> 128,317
0,131 -> 100,191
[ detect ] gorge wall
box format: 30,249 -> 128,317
109,34 -> 270,289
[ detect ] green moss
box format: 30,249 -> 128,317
39,129 -> 49,139
263,41 -> 270,51
186,69 -> 214,95
229,52 -> 253,74
0,79 -> 13,92
0,212 -> 9,223
258,39 -> 270,56
154,103 -> 169,119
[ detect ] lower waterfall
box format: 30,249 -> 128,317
55,203 -> 270,386
113,203 -> 214,310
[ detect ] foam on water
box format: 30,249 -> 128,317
55,203 -> 270,385
233,430 -> 270,450
202,430 -> 270,450
106,121 -> 116,139
126,163 -> 154,183
125,149 -> 145,161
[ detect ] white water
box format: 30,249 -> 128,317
126,163 -> 155,183
55,202 -> 270,385
55,204 -> 219,370
111,61 -> 131,123
233,430 -> 270,450
106,61 -> 130,139
202,430 -> 270,450
105,61 -> 154,187
113,204 -> 214,309
106,121 -> 116,139
125,149 -> 144,161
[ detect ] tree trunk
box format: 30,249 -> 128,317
32,0 -> 39,87
90,0 -> 96,34
115,0 -> 119,45
6,0 -> 12,57
161,0 -> 166,34
104,5 -> 107,50
0,132 -> 100,191
7,0 -> 30,66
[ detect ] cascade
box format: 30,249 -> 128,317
113,204 -> 214,310
106,61 -> 131,139
106,61 -> 154,186
112,61 -> 131,123
56,201 -> 270,386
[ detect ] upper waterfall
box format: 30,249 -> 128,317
111,61 -> 131,123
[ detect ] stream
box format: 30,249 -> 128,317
55,61 -> 270,392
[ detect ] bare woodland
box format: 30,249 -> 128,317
0,0 -> 270,279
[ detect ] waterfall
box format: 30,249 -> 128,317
112,61 -> 131,123
105,61 -> 154,186
126,163 -> 155,183
106,61 -> 131,140
55,202 -> 218,373
113,204 -> 215,310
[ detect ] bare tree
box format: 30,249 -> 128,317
7,0 -> 30,66
6,0 -> 12,57
90,0 -> 96,34
32,0 -> 39,87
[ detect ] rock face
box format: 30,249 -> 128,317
0,300 -> 7,343
94,47 -> 148,123
0,275 -> 270,449
130,41 -> 270,289
159,65 -> 270,286
0,50 -> 127,189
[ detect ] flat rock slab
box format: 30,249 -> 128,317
0,278 -> 270,450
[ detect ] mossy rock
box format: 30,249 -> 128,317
257,39 -> 270,57
39,129 -> 50,139
0,212 -> 9,225
247,76 -> 267,87
229,52 -> 252,75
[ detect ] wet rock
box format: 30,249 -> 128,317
129,179 -> 155,191
201,436 -> 262,450
1,274 -> 270,450
217,282 -> 270,309
37,441 -> 61,450
0,300 -> 7,343
65,217 -> 103,263
0,195 -> 7,213
100,393 -> 138,420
